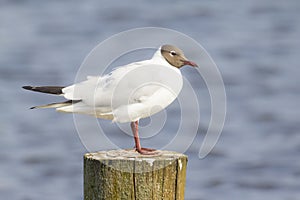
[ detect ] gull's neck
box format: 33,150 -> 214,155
151,47 -> 173,67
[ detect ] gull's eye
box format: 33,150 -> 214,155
170,51 -> 177,56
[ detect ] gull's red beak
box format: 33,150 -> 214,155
183,60 -> 198,67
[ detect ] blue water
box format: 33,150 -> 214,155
1,0 -> 300,199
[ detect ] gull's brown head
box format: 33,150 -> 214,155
161,44 -> 198,68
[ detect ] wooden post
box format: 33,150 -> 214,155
84,149 -> 188,200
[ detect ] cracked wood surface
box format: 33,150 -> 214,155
84,149 -> 187,200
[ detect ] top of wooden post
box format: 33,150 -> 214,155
84,149 -> 187,173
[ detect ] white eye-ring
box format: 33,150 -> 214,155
170,51 -> 177,56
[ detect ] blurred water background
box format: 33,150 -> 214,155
1,0 -> 300,199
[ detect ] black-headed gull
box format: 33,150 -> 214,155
23,44 -> 197,155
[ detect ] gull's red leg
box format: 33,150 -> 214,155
131,121 -> 141,150
130,120 -> 156,155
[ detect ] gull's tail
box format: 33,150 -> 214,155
29,100 -> 81,109
22,86 -> 64,95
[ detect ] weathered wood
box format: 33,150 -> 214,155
84,149 -> 188,200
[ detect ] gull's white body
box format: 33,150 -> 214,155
57,48 -> 183,123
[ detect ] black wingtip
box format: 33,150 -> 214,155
22,85 -> 64,95
23,86 -> 33,90
30,106 -> 36,109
